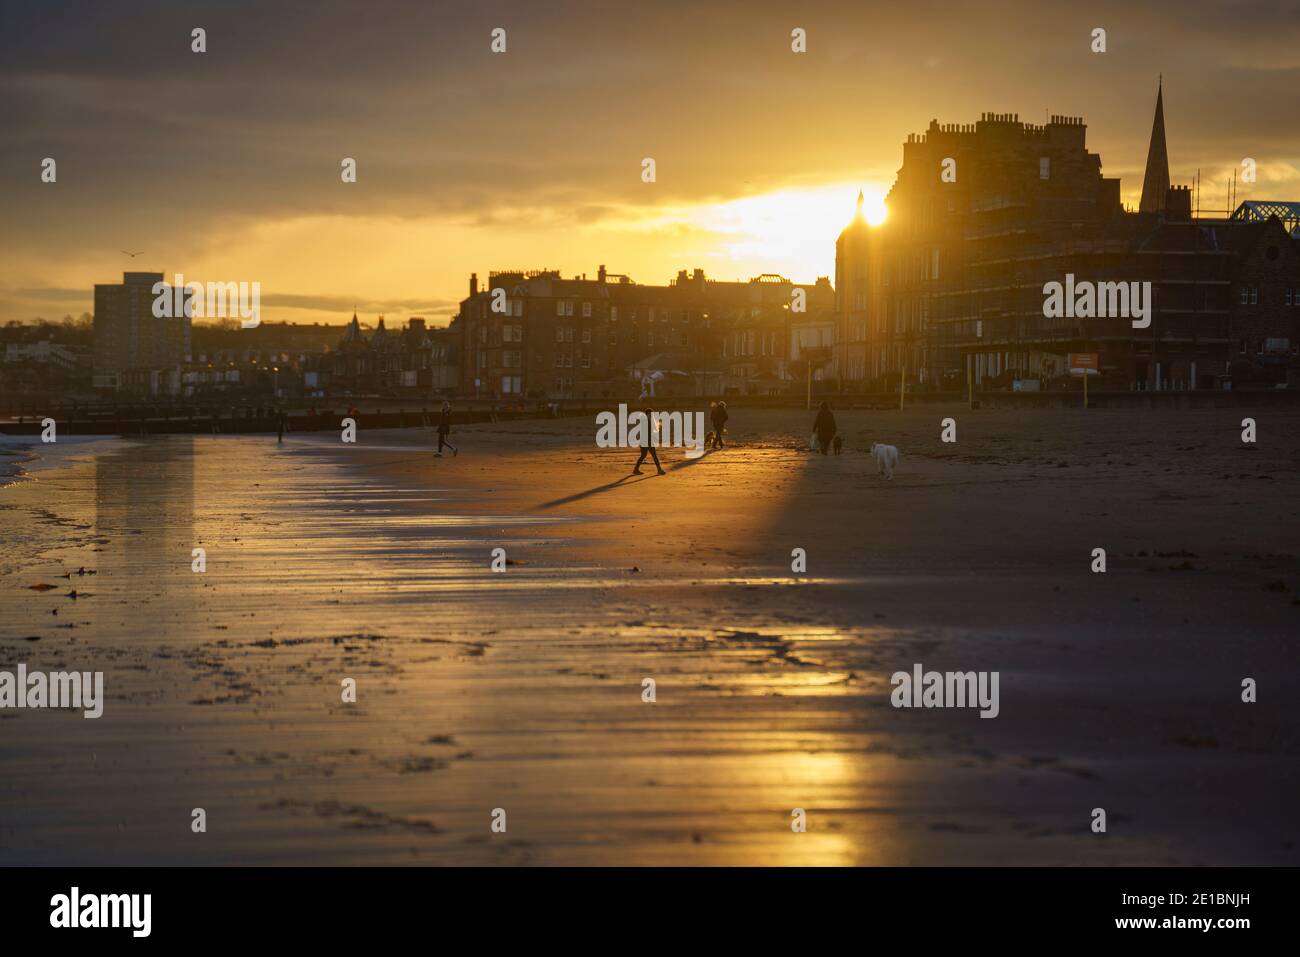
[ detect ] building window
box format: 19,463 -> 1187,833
501,375 -> 520,394
504,350 -> 521,367
582,302 -> 592,317
1286,288 -> 1294,306
581,355 -> 590,369
1240,287 -> 1249,305
505,324 -> 522,342
581,328 -> 591,343
1039,157 -> 1050,179
1250,286 -> 1259,305
611,306 -> 619,321
648,332 -> 655,347
512,300 -> 523,317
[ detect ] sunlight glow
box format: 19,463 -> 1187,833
619,183 -> 891,282
862,194 -> 889,226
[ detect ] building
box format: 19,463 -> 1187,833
457,269 -> 612,400
834,192 -> 873,383
93,272 -> 192,394
4,340 -> 80,372
790,313 -> 837,393
834,82 -> 1300,392
0,339 -> 88,401
326,313 -> 459,396
454,265 -> 832,400
427,322 -> 461,393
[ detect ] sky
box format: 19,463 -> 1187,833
3,0 -> 1299,327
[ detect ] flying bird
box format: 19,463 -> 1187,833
120,250 -> 144,258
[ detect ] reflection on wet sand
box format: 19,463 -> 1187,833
3,408 -> 1298,866
0,435 -> 916,864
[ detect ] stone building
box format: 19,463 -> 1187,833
328,313 -> 459,396
833,81 -> 1300,392
454,265 -> 832,400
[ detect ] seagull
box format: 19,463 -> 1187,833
120,250 -> 144,258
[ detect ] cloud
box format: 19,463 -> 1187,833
3,0 -> 1300,322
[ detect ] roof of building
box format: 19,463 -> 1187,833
341,312 -> 364,344
1231,201 -> 1300,236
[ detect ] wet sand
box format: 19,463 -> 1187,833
1,405 -> 1297,865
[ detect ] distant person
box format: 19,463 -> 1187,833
276,409 -> 286,444
709,400 -> 728,450
633,407 -> 666,475
436,400 -> 458,457
813,401 -> 836,456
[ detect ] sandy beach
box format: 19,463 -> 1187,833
1,404 -> 1297,865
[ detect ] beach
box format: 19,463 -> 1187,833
1,404 -> 1297,865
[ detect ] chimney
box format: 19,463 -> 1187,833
692,268 -> 705,289
470,272 -> 478,297
598,264 -> 607,283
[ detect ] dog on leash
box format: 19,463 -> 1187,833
832,435 -> 844,455
705,430 -> 716,449
870,442 -> 899,479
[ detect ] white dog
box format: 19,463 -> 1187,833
870,442 -> 899,479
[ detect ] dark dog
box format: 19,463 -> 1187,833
832,435 -> 844,455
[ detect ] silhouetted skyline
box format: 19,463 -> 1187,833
4,0 -> 1298,327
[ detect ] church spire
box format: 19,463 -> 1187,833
856,189 -> 865,220
1139,77 -> 1170,213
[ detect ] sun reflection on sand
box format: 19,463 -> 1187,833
0,433 -> 917,864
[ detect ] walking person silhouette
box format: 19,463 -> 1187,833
436,400 -> 458,457
633,406 -> 665,475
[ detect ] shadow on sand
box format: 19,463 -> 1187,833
668,448 -> 717,472
536,473 -> 653,509
535,449 -> 718,509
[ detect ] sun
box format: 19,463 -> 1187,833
616,182 -> 892,282
663,183 -> 890,279
861,192 -> 888,227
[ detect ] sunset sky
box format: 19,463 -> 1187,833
3,0 -> 1299,327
